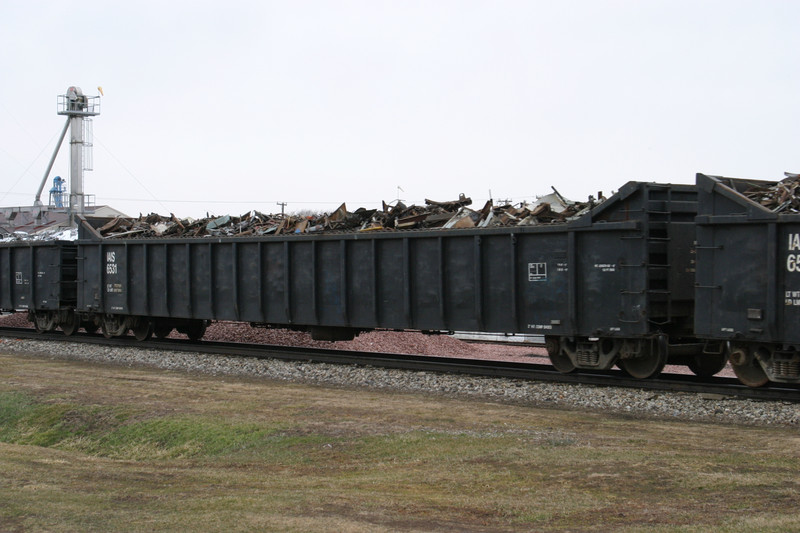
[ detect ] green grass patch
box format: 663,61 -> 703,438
0,391 -> 35,438
93,417 -> 276,459
0,391 -> 277,460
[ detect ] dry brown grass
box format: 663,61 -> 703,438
0,352 -> 799,532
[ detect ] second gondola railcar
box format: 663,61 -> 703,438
695,172 -> 800,386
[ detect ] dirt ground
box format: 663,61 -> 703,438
0,351 -> 798,532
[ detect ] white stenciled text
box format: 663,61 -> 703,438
106,251 -> 118,274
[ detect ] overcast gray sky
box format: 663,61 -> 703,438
1,0 -> 798,218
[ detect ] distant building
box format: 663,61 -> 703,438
0,205 -> 128,236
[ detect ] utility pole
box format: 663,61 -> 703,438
277,201 -> 287,217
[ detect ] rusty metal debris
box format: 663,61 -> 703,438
93,189 -> 602,239
741,173 -> 800,213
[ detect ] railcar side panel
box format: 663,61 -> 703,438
189,243 -> 213,319
515,232 -> 570,336
374,238 -> 405,328
0,247 -> 12,310
575,228 -> 648,336
440,235 -> 480,331
289,241 -> 316,325
695,222 -> 768,339
0,242 -> 78,312
695,174 -> 791,343
697,218 -> 800,346
408,236 -> 446,330
208,242 -> 235,320
315,239 -> 347,327
0,246 -> 33,310
236,241 -> 261,322
263,241 -> 288,324
480,234 -> 519,333
345,239 -> 378,326
780,224 -> 800,344
127,244 -> 146,316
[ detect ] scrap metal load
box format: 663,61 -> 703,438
741,172 -> 800,213
95,188 -> 602,239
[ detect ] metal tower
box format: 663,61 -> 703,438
34,86 -> 101,219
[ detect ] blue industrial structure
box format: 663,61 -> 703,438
48,176 -> 66,208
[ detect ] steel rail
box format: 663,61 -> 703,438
2,327 -> 799,403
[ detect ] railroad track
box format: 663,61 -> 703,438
2,326 -> 799,403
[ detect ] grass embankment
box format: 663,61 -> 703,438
0,352 -> 799,532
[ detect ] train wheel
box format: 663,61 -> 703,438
131,319 -> 152,342
185,321 -> 207,341
60,311 -> 79,336
619,346 -> 667,379
153,324 -> 173,339
687,351 -> 728,378
101,315 -> 128,339
33,312 -> 56,333
730,347 -> 768,387
546,337 -> 575,373
732,359 -> 769,387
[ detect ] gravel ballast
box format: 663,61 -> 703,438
2,337 -> 799,428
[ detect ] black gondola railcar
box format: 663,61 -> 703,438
695,173 -> 800,386
76,181 -> 705,379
